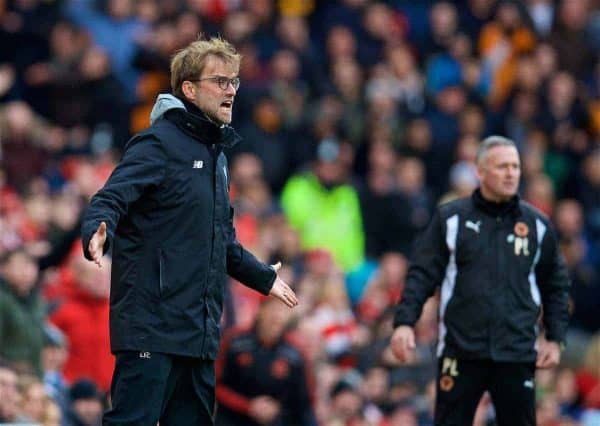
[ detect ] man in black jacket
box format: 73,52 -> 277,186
215,297 -> 317,426
81,37 -> 298,426
390,136 -> 569,426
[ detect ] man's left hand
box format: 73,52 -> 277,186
536,340 -> 561,369
269,262 -> 298,308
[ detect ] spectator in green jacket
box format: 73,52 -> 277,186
281,138 -> 365,272
0,248 -> 46,376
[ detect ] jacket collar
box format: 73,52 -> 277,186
472,188 -> 522,219
164,98 -> 241,148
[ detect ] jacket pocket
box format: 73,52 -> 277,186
158,248 -> 165,297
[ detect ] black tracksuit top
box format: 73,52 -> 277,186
394,189 -> 570,362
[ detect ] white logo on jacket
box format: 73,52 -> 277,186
193,160 -> 203,169
507,234 -> 530,256
465,220 -> 481,233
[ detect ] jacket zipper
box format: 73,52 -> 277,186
158,248 -> 165,297
200,144 -> 218,355
489,216 -> 501,358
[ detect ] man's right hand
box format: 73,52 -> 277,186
390,325 -> 416,363
248,395 -> 280,425
88,221 -> 107,268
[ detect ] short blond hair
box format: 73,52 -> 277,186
170,36 -> 241,98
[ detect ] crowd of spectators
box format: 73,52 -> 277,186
1,0 -> 600,425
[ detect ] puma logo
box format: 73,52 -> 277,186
465,220 -> 481,233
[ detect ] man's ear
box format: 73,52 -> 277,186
475,163 -> 484,182
181,81 -> 196,101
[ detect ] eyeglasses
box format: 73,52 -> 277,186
189,76 -> 240,91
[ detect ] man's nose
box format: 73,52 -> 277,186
224,82 -> 236,94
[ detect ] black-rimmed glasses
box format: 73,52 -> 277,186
189,76 -> 240,91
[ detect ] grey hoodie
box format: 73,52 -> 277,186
149,94 -> 185,125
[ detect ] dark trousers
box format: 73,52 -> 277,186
434,358 -> 536,426
103,351 -> 215,426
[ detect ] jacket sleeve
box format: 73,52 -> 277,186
226,207 -> 276,295
535,222 -> 570,344
393,209 -> 449,327
81,136 -> 167,260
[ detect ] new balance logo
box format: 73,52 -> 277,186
193,160 -> 203,169
139,351 -> 151,359
465,220 -> 481,233
523,379 -> 534,389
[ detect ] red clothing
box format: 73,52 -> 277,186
576,369 -> 600,408
49,268 -> 114,392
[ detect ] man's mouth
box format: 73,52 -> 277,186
220,100 -> 233,109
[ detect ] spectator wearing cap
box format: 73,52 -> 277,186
66,379 -> 104,426
281,138 -> 365,272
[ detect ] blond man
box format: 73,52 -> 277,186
82,37 -> 298,425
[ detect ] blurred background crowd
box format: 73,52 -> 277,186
1,0 -> 600,425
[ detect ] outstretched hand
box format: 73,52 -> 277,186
88,221 -> 107,268
268,262 -> 298,308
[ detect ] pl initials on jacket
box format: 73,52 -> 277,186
82,95 -> 275,360
394,189 -> 570,362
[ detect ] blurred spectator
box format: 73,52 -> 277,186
426,32 -> 491,102
330,57 -> 365,146
66,379 -> 104,426
0,247 -> 45,376
18,374 -> 60,425
324,371 -> 370,425
385,43 -> 426,116
49,255 -> 113,392
548,0 -> 595,79
281,138 -> 365,272
235,95 -> 293,192
439,160 -> 479,204
576,334 -> 600,410
41,324 -> 70,417
421,2 -> 460,58
216,297 -> 317,426
276,15 -> 325,96
526,0 -> 555,37
524,172 -> 556,216
0,101 -> 51,190
66,0 -> 150,103
554,199 -> 600,334
578,149 -> 600,243
358,253 -> 407,324
478,0 -> 536,108
0,363 -> 25,423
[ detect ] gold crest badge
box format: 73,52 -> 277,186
440,375 -> 454,392
514,222 -> 529,237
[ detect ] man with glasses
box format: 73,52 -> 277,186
82,37 -> 299,425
